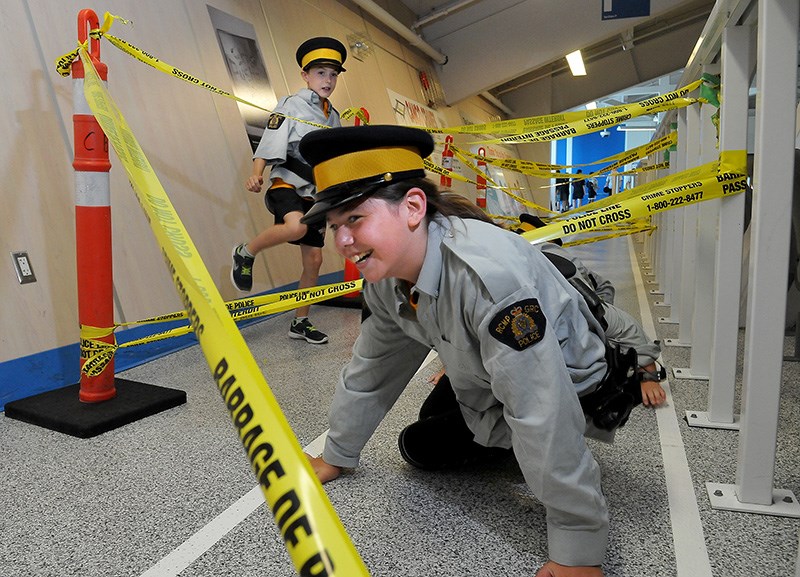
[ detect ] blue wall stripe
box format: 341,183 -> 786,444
1,271 -> 343,411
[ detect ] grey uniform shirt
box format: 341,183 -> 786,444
252,88 -> 341,198
323,216 -> 610,566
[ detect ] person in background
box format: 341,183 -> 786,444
586,176 -> 598,204
603,171 -> 615,196
555,170 -> 571,212
571,169 -> 586,209
231,36 -> 347,344
515,213 -> 666,407
300,124 -> 619,577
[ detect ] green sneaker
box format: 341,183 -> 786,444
288,318 -> 329,344
231,244 -> 254,292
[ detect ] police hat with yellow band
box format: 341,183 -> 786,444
299,125 -> 434,224
296,37 -> 347,72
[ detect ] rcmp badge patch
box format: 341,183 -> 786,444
267,113 -> 285,130
489,298 -> 546,351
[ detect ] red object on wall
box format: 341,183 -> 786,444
419,71 -> 430,91
354,107 -> 370,126
342,107 -> 370,297
440,135 -> 454,188
476,147 -> 487,209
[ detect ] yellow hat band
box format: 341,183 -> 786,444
314,147 -> 424,192
301,48 -> 343,68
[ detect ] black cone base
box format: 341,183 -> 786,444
4,378 -> 186,438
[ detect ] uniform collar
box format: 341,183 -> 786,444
411,215 -> 450,300
298,87 -> 325,107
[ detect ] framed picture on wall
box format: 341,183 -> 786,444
208,5 -> 276,152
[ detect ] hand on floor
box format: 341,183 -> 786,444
640,379 -> 667,407
427,367 -> 446,385
304,454 -> 342,483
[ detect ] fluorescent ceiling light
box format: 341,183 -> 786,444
616,125 -> 656,132
566,50 -> 586,76
586,101 -> 597,110
686,36 -> 704,67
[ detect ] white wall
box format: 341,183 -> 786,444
0,0 -> 522,364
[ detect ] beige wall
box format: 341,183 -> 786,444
1,0 -> 537,364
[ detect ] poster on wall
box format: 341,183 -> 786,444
208,5 -> 277,152
387,89 -> 447,130
387,89 -> 457,178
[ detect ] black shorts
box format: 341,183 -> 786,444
265,187 -> 325,248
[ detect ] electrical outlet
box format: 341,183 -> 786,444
11,251 -> 36,284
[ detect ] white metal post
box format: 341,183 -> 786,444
684,65 -> 722,380
642,158 -> 663,292
653,211 -> 672,301
660,110 -> 688,326
707,0 -> 800,517
647,213 -> 658,279
688,25 -> 751,430
646,209 -> 662,290
667,105 -> 701,350
650,209 -> 667,300
796,532 -> 800,577
650,211 -> 672,296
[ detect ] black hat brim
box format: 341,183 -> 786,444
303,59 -> 346,72
302,182 -> 386,225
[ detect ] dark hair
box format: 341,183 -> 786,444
337,177 -> 494,224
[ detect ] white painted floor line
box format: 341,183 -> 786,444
627,238 -> 712,577
139,484 -> 266,577
140,348 -> 440,576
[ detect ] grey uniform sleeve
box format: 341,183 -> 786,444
571,254 -> 615,304
323,303 -> 431,468
473,288 -> 609,567
589,271 -> 615,304
252,102 -> 290,164
602,302 -> 661,366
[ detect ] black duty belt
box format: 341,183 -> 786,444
281,155 -> 314,183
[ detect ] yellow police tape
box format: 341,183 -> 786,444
78,47 -> 369,577
425,126 -> 676,202
498,186 -> 552,213
55,11 -> 709,228
56,13 -> 360,131
424,79 -> 706,140
79,324 -> 116,378
425,129 -> 676,213
427,148 -> 553,214
56,12 -> 712,147
618,161 -> 670,176
422,158 -> 478,186
450,132 -> 676,181
585,133 -> 677,169
521,150 -> 748,245
79,280 -> 363,377
561,225 -> 657,248
575,134 -> 677,187
511,214 -> 655,243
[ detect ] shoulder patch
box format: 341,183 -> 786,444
267,113 -> 285,130
489,298 -> 546,351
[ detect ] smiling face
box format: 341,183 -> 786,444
326,188 -> 429,284
302,65 -> 339,99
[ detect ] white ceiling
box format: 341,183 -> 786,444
391,0 -> 715,114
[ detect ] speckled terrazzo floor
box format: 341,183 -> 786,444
2,233 -> 799,577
